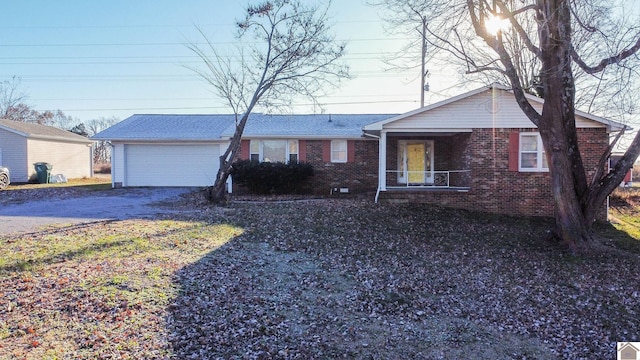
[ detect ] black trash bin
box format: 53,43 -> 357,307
34,162 -> 53,184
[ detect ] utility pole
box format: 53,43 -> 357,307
420,15 -> 428,108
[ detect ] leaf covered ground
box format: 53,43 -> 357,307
1,190 -> 639,359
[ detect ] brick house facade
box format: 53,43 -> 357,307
95,85 -> 624,221
363,84 -> 625,220
236,123 -> 611,220
238,138 -> 380,195
378,127 -> 608,219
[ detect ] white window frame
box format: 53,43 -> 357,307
519,132 -> 548,172
331,140 -> 348,163
249,139 -> 299,163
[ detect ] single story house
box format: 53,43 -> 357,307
92,84 -> 626,219
0,119 -> 94,182
91,113 -> 390,189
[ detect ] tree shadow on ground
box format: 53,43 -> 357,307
166,201 -> 584,359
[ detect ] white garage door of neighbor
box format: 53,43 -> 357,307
125,144 -> 220,187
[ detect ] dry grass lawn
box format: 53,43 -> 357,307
0,187 -> 638,359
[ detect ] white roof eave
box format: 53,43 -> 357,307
363,83 -> 629,132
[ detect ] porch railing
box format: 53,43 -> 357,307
384,169 -> 471,189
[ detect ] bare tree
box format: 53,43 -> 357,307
189,0 -> 349,203
0,76 -> 76,126
86,117 -> 119,164
373,0 -> 640,253
371,0 -> 548,95
0,76 -> 28,118
50,110 -> 76,130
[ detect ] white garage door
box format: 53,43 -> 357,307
125,144 -> 220,187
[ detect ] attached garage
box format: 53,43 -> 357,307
93,115 -> 235,188
124,144 -> 220,187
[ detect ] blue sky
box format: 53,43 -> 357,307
0,1 -> 466,124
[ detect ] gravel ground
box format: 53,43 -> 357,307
0,186 -> 192,235
0,186 -> 92,205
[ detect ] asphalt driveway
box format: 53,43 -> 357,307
0,187 -> 194,236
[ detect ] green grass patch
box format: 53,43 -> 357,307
0,218 -> 243,359
609,207 -> 640,240
0,220 -> 243,274
606,188 -> 640,252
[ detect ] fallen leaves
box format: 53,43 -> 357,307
0,193 -> 638,359
163,197 -> 639,359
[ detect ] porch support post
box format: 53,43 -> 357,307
379,130 -> 387,191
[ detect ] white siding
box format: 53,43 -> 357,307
27,139 -> 92,180
0,129 -> 28,182
383,89 -> 608,130
123,143 -> 221,187
112,143 -> 126,187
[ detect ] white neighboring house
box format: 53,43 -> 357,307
0,119 -> 93,182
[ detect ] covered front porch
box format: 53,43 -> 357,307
362,100 -> 483,202
364,123 -> 473,201
380,131 -> 471,186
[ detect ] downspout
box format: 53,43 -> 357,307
89,143 -> 94,177
363,131 -> 382,203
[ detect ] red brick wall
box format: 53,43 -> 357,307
232,128 -> 609,220
303,139 -> 379,195
384,128 -> 609,220
232,138 -> 379,195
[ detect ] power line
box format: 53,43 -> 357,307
5,72 -> 414,83
34,93 -> 418,102
34,99 -> 420,113
0,50 -> 420,61
0,51 -> 418,60
0,37 -> 413,48
0,55 -> 419,66
0,19 -> 381,31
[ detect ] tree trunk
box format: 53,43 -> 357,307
466,0 -> 640,253
205,156 -> 231,204
204,109 -> 254,205
544,128 -> 595,252
537,0 -> 598,253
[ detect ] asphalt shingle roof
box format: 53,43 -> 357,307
91,114 -> 236,141
239,114 -> 394,138
92,113 -> 396,141
0,119 -> 93,143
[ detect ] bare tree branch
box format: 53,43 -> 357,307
571,36 -> 640,74
187,0 -> 349,203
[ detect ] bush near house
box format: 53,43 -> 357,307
231,159 -> 313,194
93,163 -> 111,174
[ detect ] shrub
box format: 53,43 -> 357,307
231,159 -> 314,194
94,163 -> 112,174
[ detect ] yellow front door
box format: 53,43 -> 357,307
407,143 -> 425,184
